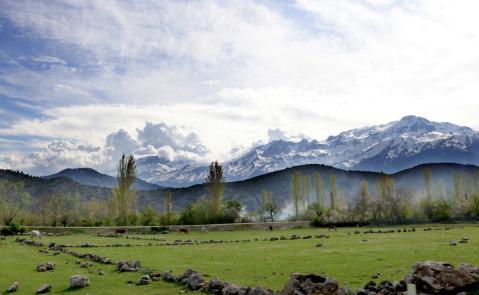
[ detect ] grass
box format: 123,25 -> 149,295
1,224 -> 478,294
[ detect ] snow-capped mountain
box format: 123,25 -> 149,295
136,116 -> 479,187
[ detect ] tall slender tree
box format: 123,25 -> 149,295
113,154 -> 136,225
164,190 -> 173,225
206,161 -> 224,219
329,175 -> 337,210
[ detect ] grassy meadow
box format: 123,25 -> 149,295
1,224 -> 478,294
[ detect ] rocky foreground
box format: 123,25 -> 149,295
11,238 -> 479,294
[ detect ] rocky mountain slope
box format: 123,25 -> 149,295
136,116 -> 479,187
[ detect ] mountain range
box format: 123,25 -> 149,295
134,116 -> 479,187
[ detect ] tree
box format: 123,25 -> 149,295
222,200 -> 242,223
259,190 -> 280,222
423,167 -> 433,202
140,205 -> 158,226
354,180 -> 370,222
452,173 -> 467,217
315,173 -> 324,207
291,171 -> 303,219
112,154 -> 136,225
0,180 -> 31,225
376,175 -> 395,221
164,190 -> 173,225
206,161 -> 224,220
329,175 -> 337,210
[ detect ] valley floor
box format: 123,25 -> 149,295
1,224 -> 478,294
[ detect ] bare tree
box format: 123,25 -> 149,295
113,154 -> 136,225
259,190 -> 280,222
354,180 -> 370,222
291,171 -> 302,219
0,180 -> 31,225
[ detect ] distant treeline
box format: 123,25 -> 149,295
1,159 -> 479,227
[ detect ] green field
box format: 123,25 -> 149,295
1,224 -> 478,294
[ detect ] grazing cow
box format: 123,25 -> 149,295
201,226 -> 208,233
178,228 -> 189,235
31,230 -> 42,239
114,228 -> 127,236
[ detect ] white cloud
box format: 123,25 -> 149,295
1,0 -> 479,174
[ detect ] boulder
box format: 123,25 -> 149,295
69,275 -> 90,288
177,269 -> 206,290
36,284 -> 51,294
404,261 -> 479,294
282,273 -> 344,295
7,281 -> 19,293
137,275 -> 152,285
36,265 -> 47,272
161,271 -> 176,282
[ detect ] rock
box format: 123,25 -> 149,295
449,240 -> 457,246
138,275 -> 152,285
80,262 -> 93,268
315,243 -> 323,248
161,271 -> 176,282
404,261 -> 479,294
37,265 -> 47,272
282,273 -> 343,295
36,284 -> 51,294
7,281 -> 19,293
177,269 -> 205,290
69,275 -> 90,288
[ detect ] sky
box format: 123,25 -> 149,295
1,0 -> 479,176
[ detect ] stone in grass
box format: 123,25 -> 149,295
449,240 -> 457,246
137,275 -> 152,285
7,281 -> 19,293
282,273 -> 342,295
315,243 -> 323,248
69,275 -> 90,289
36,284 -> 51,294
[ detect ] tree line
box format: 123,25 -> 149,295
1,156 -> 479,227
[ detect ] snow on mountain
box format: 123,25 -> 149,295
136,116 -> 479,187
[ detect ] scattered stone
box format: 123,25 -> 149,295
69,275 -> 89,288
36,284 -> 51,294
138,275 -> 152,285
302,235 -> 312,239
37,265 -> 47,272
315,243 -> 323,248
282,273 -> 343,295
449,240 -> 457,246
39,249 -> 48,254
7,281 -> 19,293
116,260 -> 141,272
162,271 -> 176,282
80,261 -> 93,268
177,269 -> 205,290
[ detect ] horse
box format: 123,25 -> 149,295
31,230 -> 42,239
178,228 -> 189,235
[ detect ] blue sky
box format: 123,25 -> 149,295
1,0 -> 479,175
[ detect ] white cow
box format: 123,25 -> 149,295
201,226 -> 208,233
31,230 -> 42,239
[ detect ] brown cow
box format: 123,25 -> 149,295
178,228 -> 189,235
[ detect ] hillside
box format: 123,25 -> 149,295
44,168 -> 160,190
2,163 -> 478,213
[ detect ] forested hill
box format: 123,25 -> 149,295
2,163 -> 478,213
